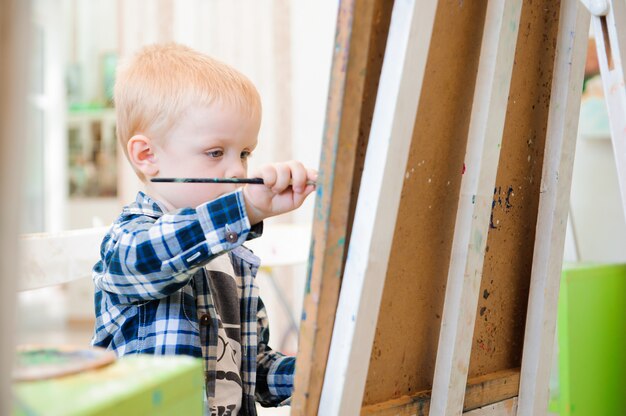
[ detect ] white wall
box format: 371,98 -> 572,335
67,1 -> 118,105
290,1 -> 338,222
568,94 -> 626,263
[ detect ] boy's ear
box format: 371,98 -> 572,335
127,135 -> 159,177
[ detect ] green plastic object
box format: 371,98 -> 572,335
13,354 -> 204,415
558,263 -> 626,415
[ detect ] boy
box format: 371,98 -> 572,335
91,43 -> 317,415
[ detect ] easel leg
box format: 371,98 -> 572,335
517,1 -> 590,414
430,1 -> 522,414
319,1 -> 438,414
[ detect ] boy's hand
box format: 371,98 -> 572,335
243,161 -> 317,225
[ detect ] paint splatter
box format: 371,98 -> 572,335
505,186 -> 514,208
490,185 -> 515,229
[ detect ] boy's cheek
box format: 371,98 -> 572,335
186,184 -> 240,205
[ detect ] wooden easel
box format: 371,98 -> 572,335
289,0 -> 620,414
582,0 -> 626,223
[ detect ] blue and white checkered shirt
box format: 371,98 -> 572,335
91,190 -> 294,414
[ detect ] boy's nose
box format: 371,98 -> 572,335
226,160 -> 246,179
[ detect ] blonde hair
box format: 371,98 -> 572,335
114,43 -> 261,159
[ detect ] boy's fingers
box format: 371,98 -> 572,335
259,165 -> 277,189
273,163 -> 291,193
293,183 -> 316,207
288,161 -> 307,193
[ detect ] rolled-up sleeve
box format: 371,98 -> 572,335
94,190 -> 256,300
255,297 -> 295,407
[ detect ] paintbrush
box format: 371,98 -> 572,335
151,177 -> 317,185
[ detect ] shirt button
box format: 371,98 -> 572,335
199,314 -> 210,326
226,231 -> 238,243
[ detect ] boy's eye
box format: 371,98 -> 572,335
241,151 -> 252,159
206,150 -> 223,158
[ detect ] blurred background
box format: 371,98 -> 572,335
17,0 -> 338,369
6,1 -> 626,415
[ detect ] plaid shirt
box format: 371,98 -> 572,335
91,190 -> 294,414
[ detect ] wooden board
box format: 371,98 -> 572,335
518,1 -> 589,413
361,369 -> 519,415
430,1 -> 522,412
464,397 -> 518,416
470,0 -> 562,378
319,0 -> 439,413
363,0 -> 488,404
298,0 -> 579,413
19,227 -> 108,291
361,0 -> 563,409
291,1 -> 393,414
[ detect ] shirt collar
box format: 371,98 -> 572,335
121,191 -> 169,219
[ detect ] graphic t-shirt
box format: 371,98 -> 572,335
206,256 -> 243,416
